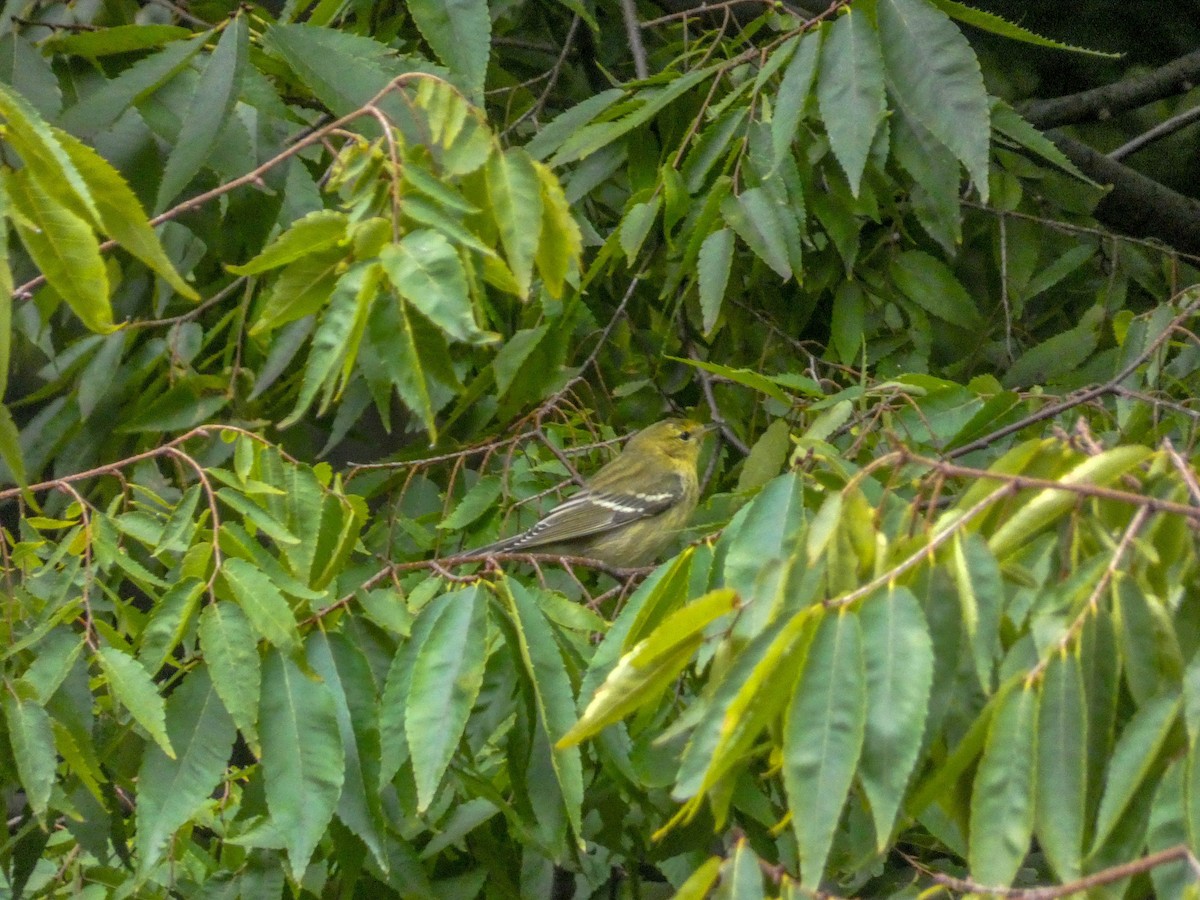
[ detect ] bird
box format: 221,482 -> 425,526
467,418 -> 715,567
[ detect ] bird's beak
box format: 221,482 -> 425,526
700,422 -> 721,436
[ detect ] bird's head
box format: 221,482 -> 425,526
626,418 -> 715,465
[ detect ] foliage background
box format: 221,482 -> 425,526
1,0 -> 1200,897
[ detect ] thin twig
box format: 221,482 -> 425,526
903,844 -> 1199,899
1109,102 -> 1200,160
948,287 -> 1200,457
1025,505 -> 1149,683
620,0 -> 649,79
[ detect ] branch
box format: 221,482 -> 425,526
1046,133 -> 1200,256
1023,48 -> 1200,128
620,0 -> 649,79
948,287 -> 1200,457
1108,102 -> 1200,160
906,844 -> 1200,900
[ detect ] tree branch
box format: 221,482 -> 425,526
1045,132 -> 1200,256
620,0 -> 649,79
1023,48 -> 1200,128
1108,102 -> 1200,160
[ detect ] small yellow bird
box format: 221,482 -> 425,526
472,418 -> 714,567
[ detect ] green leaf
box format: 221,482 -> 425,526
438,477 -> 504,531
562,588 -> 739,748
816,9 -> 885,195
52,128 -> 198,300
229,210 -> 349,276
406,584 -> 488,810
97,646 -> 174,759
407,0 -> 490,98
59,32 -> 209,135
859,587 -> 933,849
379,230 -> 487,343
878,0 -> 990,201
890,250 -> 980,329
500,580 -> 584,842
0,81 -> 98,223
46,23 -> 191,56
830,281 -> 865,364
721,187 -> 797,280
378,587 -> 465,787
771,32 -> 821,165
156,14 -> 248,210
735,419 -> 792,494
1002,314 -> 1102,388
220,557 -> 302,653
988,446 -> 1153,559
1090,693 -> 1181,854
969,685 -> 1037,887
783,609 -> 867,889
3,695 -> 56,821
135,665 -> 236,873
263,24 -> 403,118
991,100 -> 1092,182
0,180 -> 10,401
892,108 -> 961,252
618,196 -> 661,262
138,580 -> 204,671
280,262 -> 381,427
260,647 -> 346,881
698,228 -> 734,335
952,532 -> 1003,692
675,608 -> 816,804
197,601 -> 261,754
4,168 -> 112,333
532,160 -> 582,299
1035,649 -> 1086,882
551,67 -> 715,167
0,402 -> 27,488
485,148 -> 543,298
307,633 -> 388,872
492,325 -> 549,399
929,0 -> 1115,56
253,250 -> 346,339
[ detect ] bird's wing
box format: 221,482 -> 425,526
488,475 -> 687,552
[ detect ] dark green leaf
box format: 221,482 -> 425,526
783,609 -> 867,889
260,647 -> 345,880
135,665 -> 236,872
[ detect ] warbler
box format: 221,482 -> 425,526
472,418 -> 715,567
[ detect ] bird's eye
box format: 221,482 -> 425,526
679,429 -> 692,441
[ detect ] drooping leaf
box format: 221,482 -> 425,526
969,685 -> 1037,888
405,585 -> 488,810
379,230 -> 488,343
53,128 -> 197,300
3,695 -> 56,821
97,646 -> 174,758
485,148 -> 543,298
198,601 -> 262,751
220,557 -> 302,653
407,0 -> 491,99
1035,649 -> 1087,882
783,609 -> 867,889
260,647 -> 346,881
816,9 -> 885,195
859,587 -> 933,848
5,168 -> 112,333
156,14 -> 248,211
135,665 -> 236,873
878,0 -> 991,201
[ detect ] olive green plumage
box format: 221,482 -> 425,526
474,418 -> 713,567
